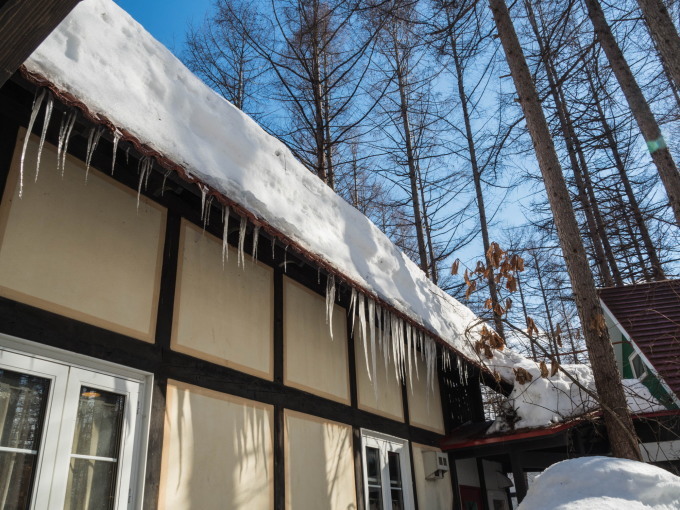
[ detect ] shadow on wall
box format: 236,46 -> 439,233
159,381 -> 273,510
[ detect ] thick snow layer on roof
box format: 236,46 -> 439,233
488,361 -> 665,433
23,0 -> 521,371
518,456 -> 680,510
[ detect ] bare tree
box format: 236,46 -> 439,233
488,0 -> 642,461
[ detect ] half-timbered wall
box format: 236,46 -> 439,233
0,80 -> 480,510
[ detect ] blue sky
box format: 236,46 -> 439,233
113,0 -> 214,53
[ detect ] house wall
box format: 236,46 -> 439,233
411,443 -> 453,510
159,380 -> 274,510
0,93 -> 477,510
0,131 -> 165,342
172,220 -> 274,379
284,410 -> 356,510
407,355 -> 445,434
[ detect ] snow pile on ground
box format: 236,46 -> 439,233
22,0 -> 520,375
518,456 -> 680,510
487,361 -> 665,433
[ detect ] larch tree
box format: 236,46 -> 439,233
488,0 -> 642,461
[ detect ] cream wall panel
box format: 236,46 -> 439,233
407,354 -> 445,433
355,328 -> 404,421
412,443 -> 453,510
0,133 -> 165,342
159,380 -> 274,510
284,277 -> 349,403
284,411 -> 356,510
173,221 -> 274,379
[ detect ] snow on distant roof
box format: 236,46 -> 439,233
23,0 -> 526,374
518,456 -> 680,510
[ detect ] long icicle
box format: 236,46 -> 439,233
84,126 -> 103,182
357,294 -> 368,384
406,324 -> 414,393
252,225 -> 260,261
414,330 -> 421,381
59,111 -> 77,176
222,205 -> 230,266
383,309 -> 391,371
325,274 -> 336,341
238,216 -> 247,269
35,93 -> 53,183
391,314 -> 400,383
111,131 -> 120,175
368,298 -> 376,386
19,89 -> 46,198
349,288 -> 357,336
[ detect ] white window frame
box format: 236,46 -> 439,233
628,351 -> 648,381
0,333 -> 152,509
360,429 -> 415,510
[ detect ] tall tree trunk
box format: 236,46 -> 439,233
451,34 -> 506,337
524,0 -> 616,287
417,168 -> 438,284
585,68 -> 666,279
637,0 -> 680,93
392,37 -> 430,278
488,0 -> 642,461
516,272 -> 537,361
584,0 -> 680,226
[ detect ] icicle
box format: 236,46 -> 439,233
317,267 -> 321,285
349,288 -> 358,336
382,309 -> 391,370
271,236 -> 275,260
357,293 -> 369,382
125,145 -> 130,164
161,170 -> 171,197
237,216 -> 247,269
19,89 -> 46,198
198,183 -> 208,225
35,93 -> 53,183
414,330 -> 421,381
406,324 -> 414,393
56,110 -> 76,176
204,196 -> 214,228
252,226 -> 260,261
325,274 -> 336,341
84,126 -> 103,181
390,315 -> 400,382
368,298 -> 377,388
424,337 -> 437,410
111,131 -> 120,175
283,245 -> 288,272
222,205 -> 230,265
137,157 -> 152,210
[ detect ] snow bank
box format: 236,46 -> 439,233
518,456 -> 680,510
22,0 -> 512,371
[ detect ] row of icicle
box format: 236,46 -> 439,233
20,88 -> 455,405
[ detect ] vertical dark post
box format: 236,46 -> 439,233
476,458 -> 490,510
0,114 -> 18,198
273,268 -> 285,509
448,453 -> 462,510
510,452 -> 528,503
353,427 -> 365,510
402,360 -> 419,510
143,211 -> 181,509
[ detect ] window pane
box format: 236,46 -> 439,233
0,451 -> 39,510
65,458 -> 118,510
0,368 -> 50,450
388,451 -> 402,488
390,488 -> 404,510
368,486 -> 383,510
71,387 -> 125,458
366,446 -> 382,484
66,387 -> 125,510
0,368 -> 50,510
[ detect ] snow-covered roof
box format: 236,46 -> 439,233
23,0 -> 527,376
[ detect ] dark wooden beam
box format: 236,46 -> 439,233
0,0 -> 82,87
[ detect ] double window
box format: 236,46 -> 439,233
361,430 -> 414,510
0,344 -> 146,509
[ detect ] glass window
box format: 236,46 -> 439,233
629,353 -> 648,380
0,347 -> 144,510
361,430 -> 414,510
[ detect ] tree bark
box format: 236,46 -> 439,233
584,0 -> 680,226
488,0 -> 642,461
637,0 -> 680,93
